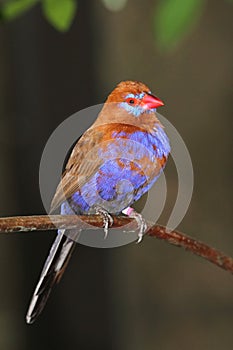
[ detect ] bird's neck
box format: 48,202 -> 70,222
94,103 -> 162,132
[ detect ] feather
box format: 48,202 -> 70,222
26,230 -> 77,324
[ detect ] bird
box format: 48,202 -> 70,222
26,80 -> 170,324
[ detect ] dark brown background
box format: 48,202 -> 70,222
0,1 -> 232,349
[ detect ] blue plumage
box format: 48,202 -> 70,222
61,123 -> 170,215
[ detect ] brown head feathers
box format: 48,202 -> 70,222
106,81 -> 151,103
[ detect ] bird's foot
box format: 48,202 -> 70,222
95,206 -> 113,239
122,207 -> 147,243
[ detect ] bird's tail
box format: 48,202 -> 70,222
26,230 -> 76,324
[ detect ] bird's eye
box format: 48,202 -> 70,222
126,98 -> 136,105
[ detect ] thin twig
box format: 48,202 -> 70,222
0,215 -> 232,274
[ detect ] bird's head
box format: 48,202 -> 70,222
106,81 -> 164,117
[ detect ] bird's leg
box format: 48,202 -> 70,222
122,207 -> 147,243
94,206 -> 113,239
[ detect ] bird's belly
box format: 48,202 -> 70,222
61,127 -> 170,215
61,156 -> 162,215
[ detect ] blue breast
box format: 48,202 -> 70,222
61,124 -> 170,215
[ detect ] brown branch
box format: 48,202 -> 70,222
0,215 -> 232,274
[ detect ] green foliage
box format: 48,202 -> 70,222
42,0 -> 77,32
1,0 -> 38,20
0,0 -> 232,50
155,0 -> 206,51
0,0 -> 77,31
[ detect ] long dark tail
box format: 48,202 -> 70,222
26,230 -> 76,324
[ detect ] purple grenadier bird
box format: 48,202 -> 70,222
26,81 -> 170,323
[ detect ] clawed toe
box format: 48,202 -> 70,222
122,207 -> 147,243
133,214 -> 147,243
95,206 -> 113,239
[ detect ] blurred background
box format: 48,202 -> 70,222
0,0 -> 232,349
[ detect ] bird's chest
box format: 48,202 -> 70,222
64,126 -> 170,214
97,127 -> 169,177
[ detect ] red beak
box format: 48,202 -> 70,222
142,93 -> 164,109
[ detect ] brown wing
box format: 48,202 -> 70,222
50,122 -> 148,213
50,125 -> 108,212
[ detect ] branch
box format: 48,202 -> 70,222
0,215 -> 232,274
